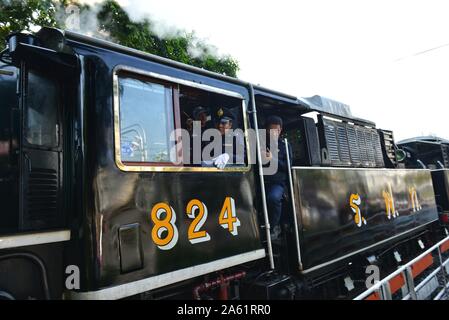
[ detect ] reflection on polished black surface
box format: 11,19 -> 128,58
292,168 -> 438,271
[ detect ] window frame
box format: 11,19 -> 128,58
113,65 -> 251,172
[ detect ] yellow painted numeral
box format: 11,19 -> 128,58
219,197 -> 240,236
409,186 -> 422,212
186,199 -> 211,244
350,193 -> 366,227
150,202 -> 179,250
382,184 -> 398,220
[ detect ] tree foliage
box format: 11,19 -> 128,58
0,0 -> 58,42
0,0 -> 239,77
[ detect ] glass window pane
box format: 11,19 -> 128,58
119,77 -> 176,164
25,71 -> 58,147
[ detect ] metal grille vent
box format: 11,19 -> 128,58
380,130 -> 397,167
324,122 -> 340,163
336,124 -> 351,164
441,145 -> 449,168
364,131 -> 376,166
347,125 -> 361,165
373,131 -> 385,167
322,117 -> 385,168
355,127 -> 369,165
26,167 -> 58,220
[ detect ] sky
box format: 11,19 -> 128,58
111,0 -> 449,141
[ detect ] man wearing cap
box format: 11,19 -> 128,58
216,108 -> 245,167
200,107 -> 245,169
184,106 -> 213,165
262,115 -> 292,240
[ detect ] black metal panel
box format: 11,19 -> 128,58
302,117 -> 321,166
19,68 -> 64,231
0,63 -> 18,233
287,117 -> 321,167
119,223 -> 143,274
0,242 -> 64,299
65,44 -> 263,292
430,169 -> 449,214
240,274 -> 294,300
399,140 -> 449,169
93,171 -> 263,288
292,168 -> 438,271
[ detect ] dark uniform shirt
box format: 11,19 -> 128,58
264,139 -> 292,185
218,131 -> 246,165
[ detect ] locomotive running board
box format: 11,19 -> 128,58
65,249 -> 266,300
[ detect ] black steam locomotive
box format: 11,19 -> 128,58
0,28 -> 447,300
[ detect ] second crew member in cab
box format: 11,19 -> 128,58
186,106 -> 213,132
217,108 -> 245,167
202,108 -> 245,169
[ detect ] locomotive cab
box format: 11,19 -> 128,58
252,93 -> 443,299
0,30 -> 79,233
0,30 -> 78,299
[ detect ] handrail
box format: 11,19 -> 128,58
354,235 -> 449,300
248,84 -> 274,269
402,257 -> 449,300
284,138 -> 303,270
434,282 -> 449,300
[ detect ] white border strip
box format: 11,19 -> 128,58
67,249 -> 266,300
0,230 -> 71,249
292,166 -> 431,172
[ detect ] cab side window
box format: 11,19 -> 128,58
115,69 -> 248,170
118,76 -> 177,164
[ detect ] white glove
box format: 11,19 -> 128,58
213,153 -> 230,169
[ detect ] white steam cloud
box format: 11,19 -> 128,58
119,0 -> 228,60
55,1 -> 110,39
52,0 -> 228,61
